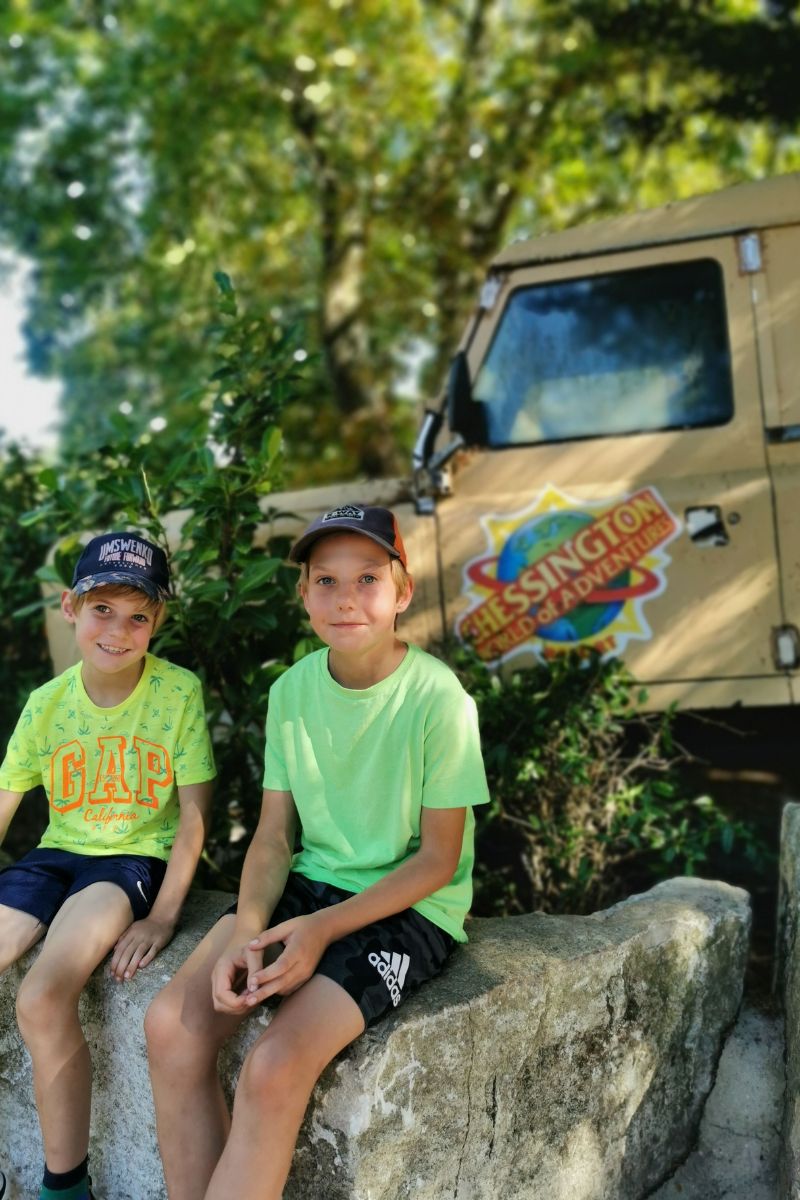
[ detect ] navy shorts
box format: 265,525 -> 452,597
226,873 -> 456,1027
0,848 -> 167,925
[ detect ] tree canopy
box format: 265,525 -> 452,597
1,0 -> 798,480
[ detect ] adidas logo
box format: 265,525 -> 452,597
368,951 -> 410,1008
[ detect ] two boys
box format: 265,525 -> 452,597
2,505 -> 489,1200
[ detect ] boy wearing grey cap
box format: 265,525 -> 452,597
0,532 -> 215,1200
146,504 -> 490,1200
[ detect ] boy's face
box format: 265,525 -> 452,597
301,532 -> 412,660
61,587 -> 158,687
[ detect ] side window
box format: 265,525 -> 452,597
473,259 -> 734,446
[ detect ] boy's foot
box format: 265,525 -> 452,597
0,1168 -> 6,1198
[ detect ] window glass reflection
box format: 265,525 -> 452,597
473,259 -> 733,445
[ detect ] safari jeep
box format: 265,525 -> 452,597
407,171 -> 800,710
45,174 -> 800,711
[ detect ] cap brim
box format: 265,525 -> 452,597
288,524 -> 403,565
73,571 -> 170,602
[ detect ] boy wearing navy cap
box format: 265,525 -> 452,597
146,504 -> 489,1200
0,532 -> 215,1200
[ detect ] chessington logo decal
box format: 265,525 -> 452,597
457,485 -> 682,663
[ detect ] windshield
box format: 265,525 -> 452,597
473,258 -> 734,445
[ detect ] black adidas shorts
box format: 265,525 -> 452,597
227,873 -> 455,1027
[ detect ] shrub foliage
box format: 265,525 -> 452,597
446,644 -> 766,916
3,274 -> 316,884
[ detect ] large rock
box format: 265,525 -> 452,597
779,801 -> 800,1198
0,877 -> 749,1200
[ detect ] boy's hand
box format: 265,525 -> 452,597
110,916 -> 177,982
243,912 -> 329,1004
211,937 -> 262,1014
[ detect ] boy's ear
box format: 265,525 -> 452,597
61,590 -> 77,624
396,575 -> 414,614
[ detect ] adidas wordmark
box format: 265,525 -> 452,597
368,951 -> 410,1007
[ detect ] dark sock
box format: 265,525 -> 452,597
39,1157 -> 90,1199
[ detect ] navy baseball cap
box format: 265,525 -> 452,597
71,532 -> 171,602
289,504 -> 408,569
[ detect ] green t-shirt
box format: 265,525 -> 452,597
0,653 -> 216,861
263,643 -> 490,942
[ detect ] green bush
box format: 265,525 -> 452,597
0,443 -> 55,742
4,274 -> 317,885
443,643 -> 767,916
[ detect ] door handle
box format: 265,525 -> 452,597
684,506 -> 730,547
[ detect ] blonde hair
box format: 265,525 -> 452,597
71,583 -> 167,630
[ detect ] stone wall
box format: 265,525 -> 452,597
0,877 -> 749,1200
779,801 -> 800,1198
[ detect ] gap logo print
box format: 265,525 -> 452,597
1,657 -> 214,856
458,484 -> 681,664
49,733 -> 173,820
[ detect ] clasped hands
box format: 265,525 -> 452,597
211,912 -> 330,1014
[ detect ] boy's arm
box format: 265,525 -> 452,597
0,788 -> 24,848
243,805 -> 466,1005
210,787 -> 297,1013
109,779 -> 213,981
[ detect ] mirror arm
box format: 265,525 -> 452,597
412,409 -> 443,472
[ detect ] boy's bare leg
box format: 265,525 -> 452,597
15,881 -> 134,1172
204,975 -> 365,1200
145,915 -> 252,1200
0,903 -> 46,972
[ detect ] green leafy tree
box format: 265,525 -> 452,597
1,1 -> 798,479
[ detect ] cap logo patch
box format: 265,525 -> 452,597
323,505 -> 364,521
97,537 -> 154,571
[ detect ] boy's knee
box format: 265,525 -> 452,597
240,1029 -> 316,1100
15,972 -> 69,1042
144,989 -> 179,1058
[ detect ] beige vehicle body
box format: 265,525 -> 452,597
414,172 -> 800,709
48,174 -> 800,711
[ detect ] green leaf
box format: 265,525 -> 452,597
239,558 -> 283,594
34,564 -> 66,585
38,467 -> 58,490
19,506 -> 53,527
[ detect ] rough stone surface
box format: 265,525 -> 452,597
0,877 -> 749,1200
779,800 -> 800,1198
650,999 -> 783,1200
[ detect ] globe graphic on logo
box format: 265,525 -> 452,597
496,510 -> 628,642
